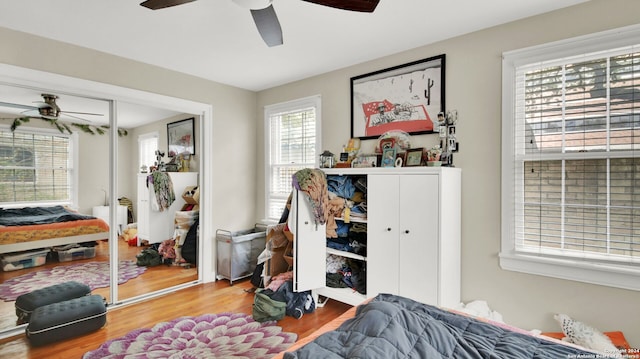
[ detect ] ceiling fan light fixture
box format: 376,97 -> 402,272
233,0 -> 272,10
37,94 -> 60,118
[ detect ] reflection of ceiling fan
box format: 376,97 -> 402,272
140,0 -> 380,47
0,93 -> 103,122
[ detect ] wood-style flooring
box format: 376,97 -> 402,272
0,238 -> 198,330
0,239 -> 351,359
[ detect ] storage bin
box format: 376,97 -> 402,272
216,226 -> 266,285
1,249 -> 50,272
181,186 -> 200,204
55,246 -> 96,262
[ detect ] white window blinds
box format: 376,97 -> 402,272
265,96 -> 320,221
513,46 -> 640,264
0,128 -> 72,204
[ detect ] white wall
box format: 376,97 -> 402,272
256,0 -> 640,345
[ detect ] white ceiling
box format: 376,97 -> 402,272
0,0 -> 588,127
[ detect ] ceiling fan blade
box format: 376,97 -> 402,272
0,101 -> 38,111
58,113 -> 93,123
301,0 -> 379,12
140,0 -> 196,10
21,109 -> 42,117
60,111 -> 104,116
251,4 -> 283,47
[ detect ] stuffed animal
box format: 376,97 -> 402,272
554,313 -> 620,355
122,227 -> 138,247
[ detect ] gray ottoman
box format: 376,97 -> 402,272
15,281 -> 91,324
26,294 -> 107,346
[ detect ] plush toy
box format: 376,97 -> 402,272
554,313 -> 620,355
122,227 -> 138,247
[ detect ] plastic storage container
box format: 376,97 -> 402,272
216,226 -> 266,285
55,246 -> 96,262
1,249 -> 50,272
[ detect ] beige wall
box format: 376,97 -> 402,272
256,0 -> 640,345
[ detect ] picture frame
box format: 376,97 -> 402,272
352,154 -> 378,168
167,118 -> 195,156
351,54 -> 446,140
404,148 -> 424,167
381,147 -> 397,168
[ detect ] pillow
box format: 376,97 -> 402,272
554,313 -> 620,355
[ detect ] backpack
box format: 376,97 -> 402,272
252,289 -> 286,322
181,218 -> 199,265
136,248 -> 162,267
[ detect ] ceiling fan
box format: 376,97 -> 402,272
0,93 -> 103,123
140,0 -> 380,47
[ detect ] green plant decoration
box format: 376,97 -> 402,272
5,116 -> 128,136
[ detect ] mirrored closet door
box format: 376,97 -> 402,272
0,73 -> 204,339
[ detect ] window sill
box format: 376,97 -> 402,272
499,251 -> 640,291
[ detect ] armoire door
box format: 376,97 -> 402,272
398,174 -> 439,305
367,174 -> 440,305
136,174 -> 150,241
291,190 -> 326,292
366,174 -> 401,297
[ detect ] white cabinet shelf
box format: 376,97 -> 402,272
326,248 -> 366,262
293,167 -> 461,308
334,216 -> 367,223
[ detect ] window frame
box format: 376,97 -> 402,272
264,95 -> 322,223
501,24 -> 640,291
0,124 -> 79,209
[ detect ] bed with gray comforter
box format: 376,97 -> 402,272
284,293 -> 595,359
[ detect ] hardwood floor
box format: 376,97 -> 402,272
0,238 -> 198,330
0,279 -> 351,359
0,241 -> 352,358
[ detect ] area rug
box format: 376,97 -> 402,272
83,312 -> 298,359
0,260 -> 146,301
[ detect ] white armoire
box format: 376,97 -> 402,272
137,172 -> 198,244
291,167 -> 461,308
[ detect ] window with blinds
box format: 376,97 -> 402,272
265,96 -> 321,221
502,25 -> 640,290
516,50 -> 640,263
138,132 -> 159,171
0,127 -> 73,204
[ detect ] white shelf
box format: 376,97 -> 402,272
326,247 -> 366,262
334,216 -> 367,223
315,286 -> 367,307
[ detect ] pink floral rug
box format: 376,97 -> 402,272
0,260 -> 146,301
82,312 -> 297,359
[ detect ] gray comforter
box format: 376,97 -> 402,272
284,293 -> 595,359
0,206 -> 94,226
